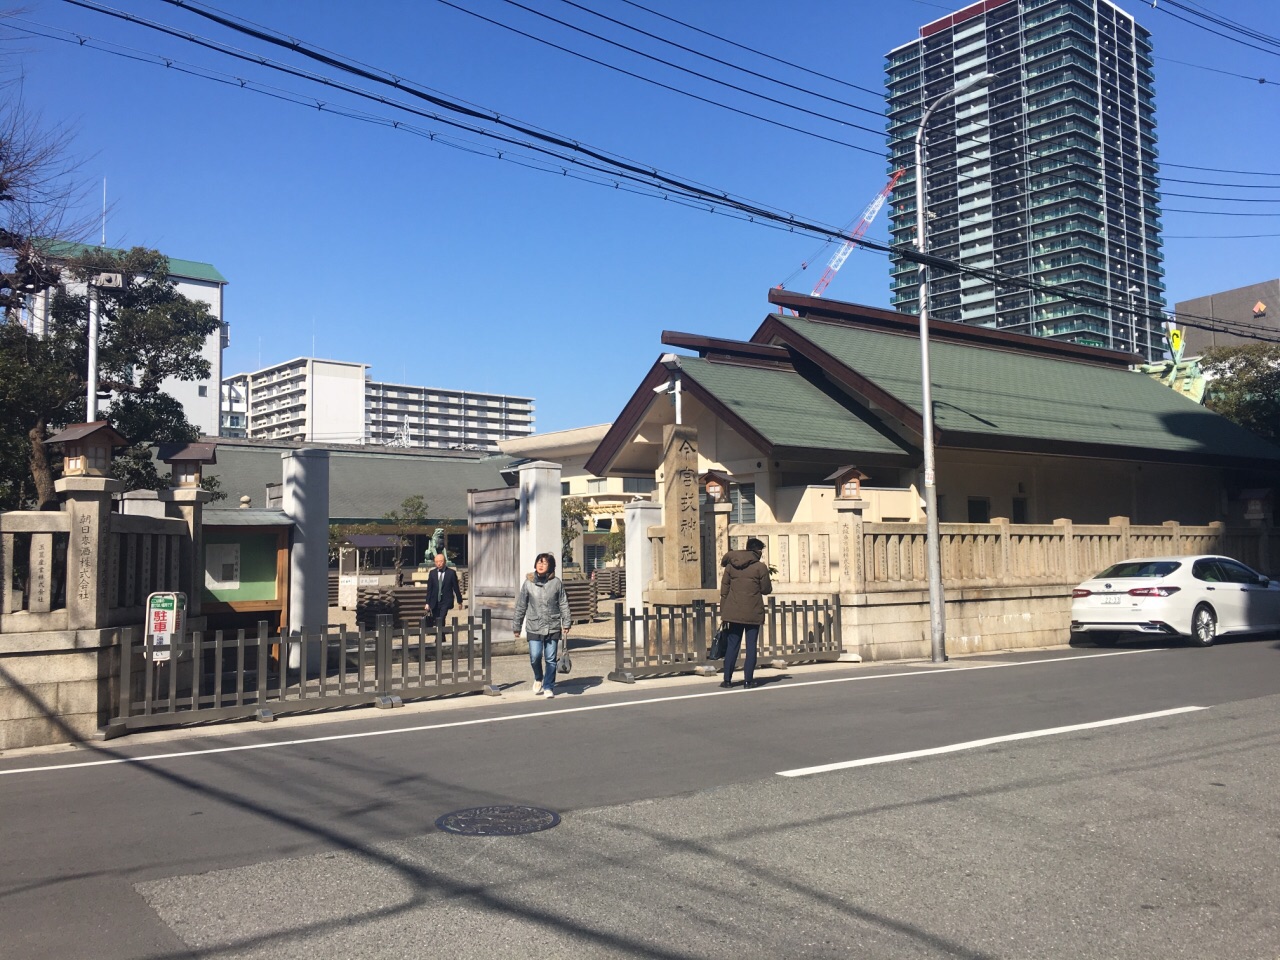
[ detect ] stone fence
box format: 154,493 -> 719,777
0,477 -> 199,750
646,513 -> 1278,661
1,508 -> 187,634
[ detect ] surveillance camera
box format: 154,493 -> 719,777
659,353 -> 682,372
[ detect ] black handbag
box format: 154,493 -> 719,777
558,642 -> 572,675
709,622 -> 729,660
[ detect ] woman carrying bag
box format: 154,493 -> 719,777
717,537 -> 772,689
513,552 -> 572,699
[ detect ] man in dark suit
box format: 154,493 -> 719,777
423,552 -> 463,629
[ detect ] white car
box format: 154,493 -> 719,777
1070,555 -> 1280,647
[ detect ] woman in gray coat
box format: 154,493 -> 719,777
513,552 -> 572,698
718,537 -> 772,688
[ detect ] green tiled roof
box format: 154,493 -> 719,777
777,315 -> 1280,463
38,240 -> 227,284
201,444 -> 510,521
679,357 -> 912,457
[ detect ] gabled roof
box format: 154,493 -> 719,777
584,349 -> 915,476
47,421 -> 129,447
761,311 -> 1280,468
155,441 -> 217,464
588,291 -> 1280,476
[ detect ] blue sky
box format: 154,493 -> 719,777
6,0 -> 1279,433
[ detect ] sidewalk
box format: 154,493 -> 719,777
4,606 -> 917,760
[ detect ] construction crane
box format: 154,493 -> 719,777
776,169 -> 906,302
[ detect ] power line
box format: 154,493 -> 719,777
550,0 -> 887,119
430,0 -> 889,159
1155,55 -> 1280,88
46,1 -> 1280,345
614,0 -> 885,99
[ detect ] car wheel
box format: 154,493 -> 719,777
1190,604 -> 1217,647
1092,632 -> 1119,647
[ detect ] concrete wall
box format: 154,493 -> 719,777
0,629 -> 116,750
159,277 -> 224,436
311,360 -> 367,444
1175,278 -> 1280,354
842,585 -> 1070,662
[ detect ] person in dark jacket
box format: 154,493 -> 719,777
718,536 -> 772,688
513,552 -> 572,698
423,553 -> 463,630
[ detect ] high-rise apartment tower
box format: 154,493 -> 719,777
886,0 -> 1165,358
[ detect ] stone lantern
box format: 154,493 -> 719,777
48,422 -> 128,630
700,471 -> 732,504
47,421 -> 128,478
826,466 -> 869,501
156,441 -> 217,489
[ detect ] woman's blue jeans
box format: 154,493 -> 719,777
527,632 -> 560,693
723,624 -> 759,685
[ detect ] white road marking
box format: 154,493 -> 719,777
0,647 -> 1169,778
776,705 -> 1208,778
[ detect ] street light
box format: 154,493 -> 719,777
913,70 -> 994,664
86,271 -> 123,422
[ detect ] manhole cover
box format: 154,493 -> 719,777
435,804 -> 561,836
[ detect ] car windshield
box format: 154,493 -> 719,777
1095,560 -> 1182,579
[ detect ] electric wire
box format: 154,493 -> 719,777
430,0 -> 890,156
613,0 -> 886,99
42,1 -> 1280,344
153,0 -> 1280,204
1155,54 -> 1280,88
550,0 -> 885,118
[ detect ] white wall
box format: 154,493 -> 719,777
160,276 -> 224,436
310,360 -> 367,443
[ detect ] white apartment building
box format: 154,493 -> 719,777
24,244 -> 229,434
222,358 -> 368,443
366,381 -> 534,451
223,357 -> 535,451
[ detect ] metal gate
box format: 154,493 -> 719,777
107,612 -> 496,734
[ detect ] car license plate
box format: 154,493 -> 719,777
1100,595 -> 1121,605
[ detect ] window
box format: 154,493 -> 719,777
586,478 -> 607,494
561,482 -> 570,496
1100,560 -> 1181,578
1217,559 -> 1264,585
1192,559 -> 1225,583
198,385 -> 208,397
967,497 -> 991,523
623,477 -> 656,494
1012,497 -> 1029,524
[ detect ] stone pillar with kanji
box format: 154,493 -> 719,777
660,424 -> 702,591
58,475 -> 123,630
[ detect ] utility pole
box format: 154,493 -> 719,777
86,272 -> 123,421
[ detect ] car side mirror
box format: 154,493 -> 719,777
1258,577 -> 1272,587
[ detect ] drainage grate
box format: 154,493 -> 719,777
435,804 -> 561,836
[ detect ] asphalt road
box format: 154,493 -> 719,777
2,637 -> 1279,959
